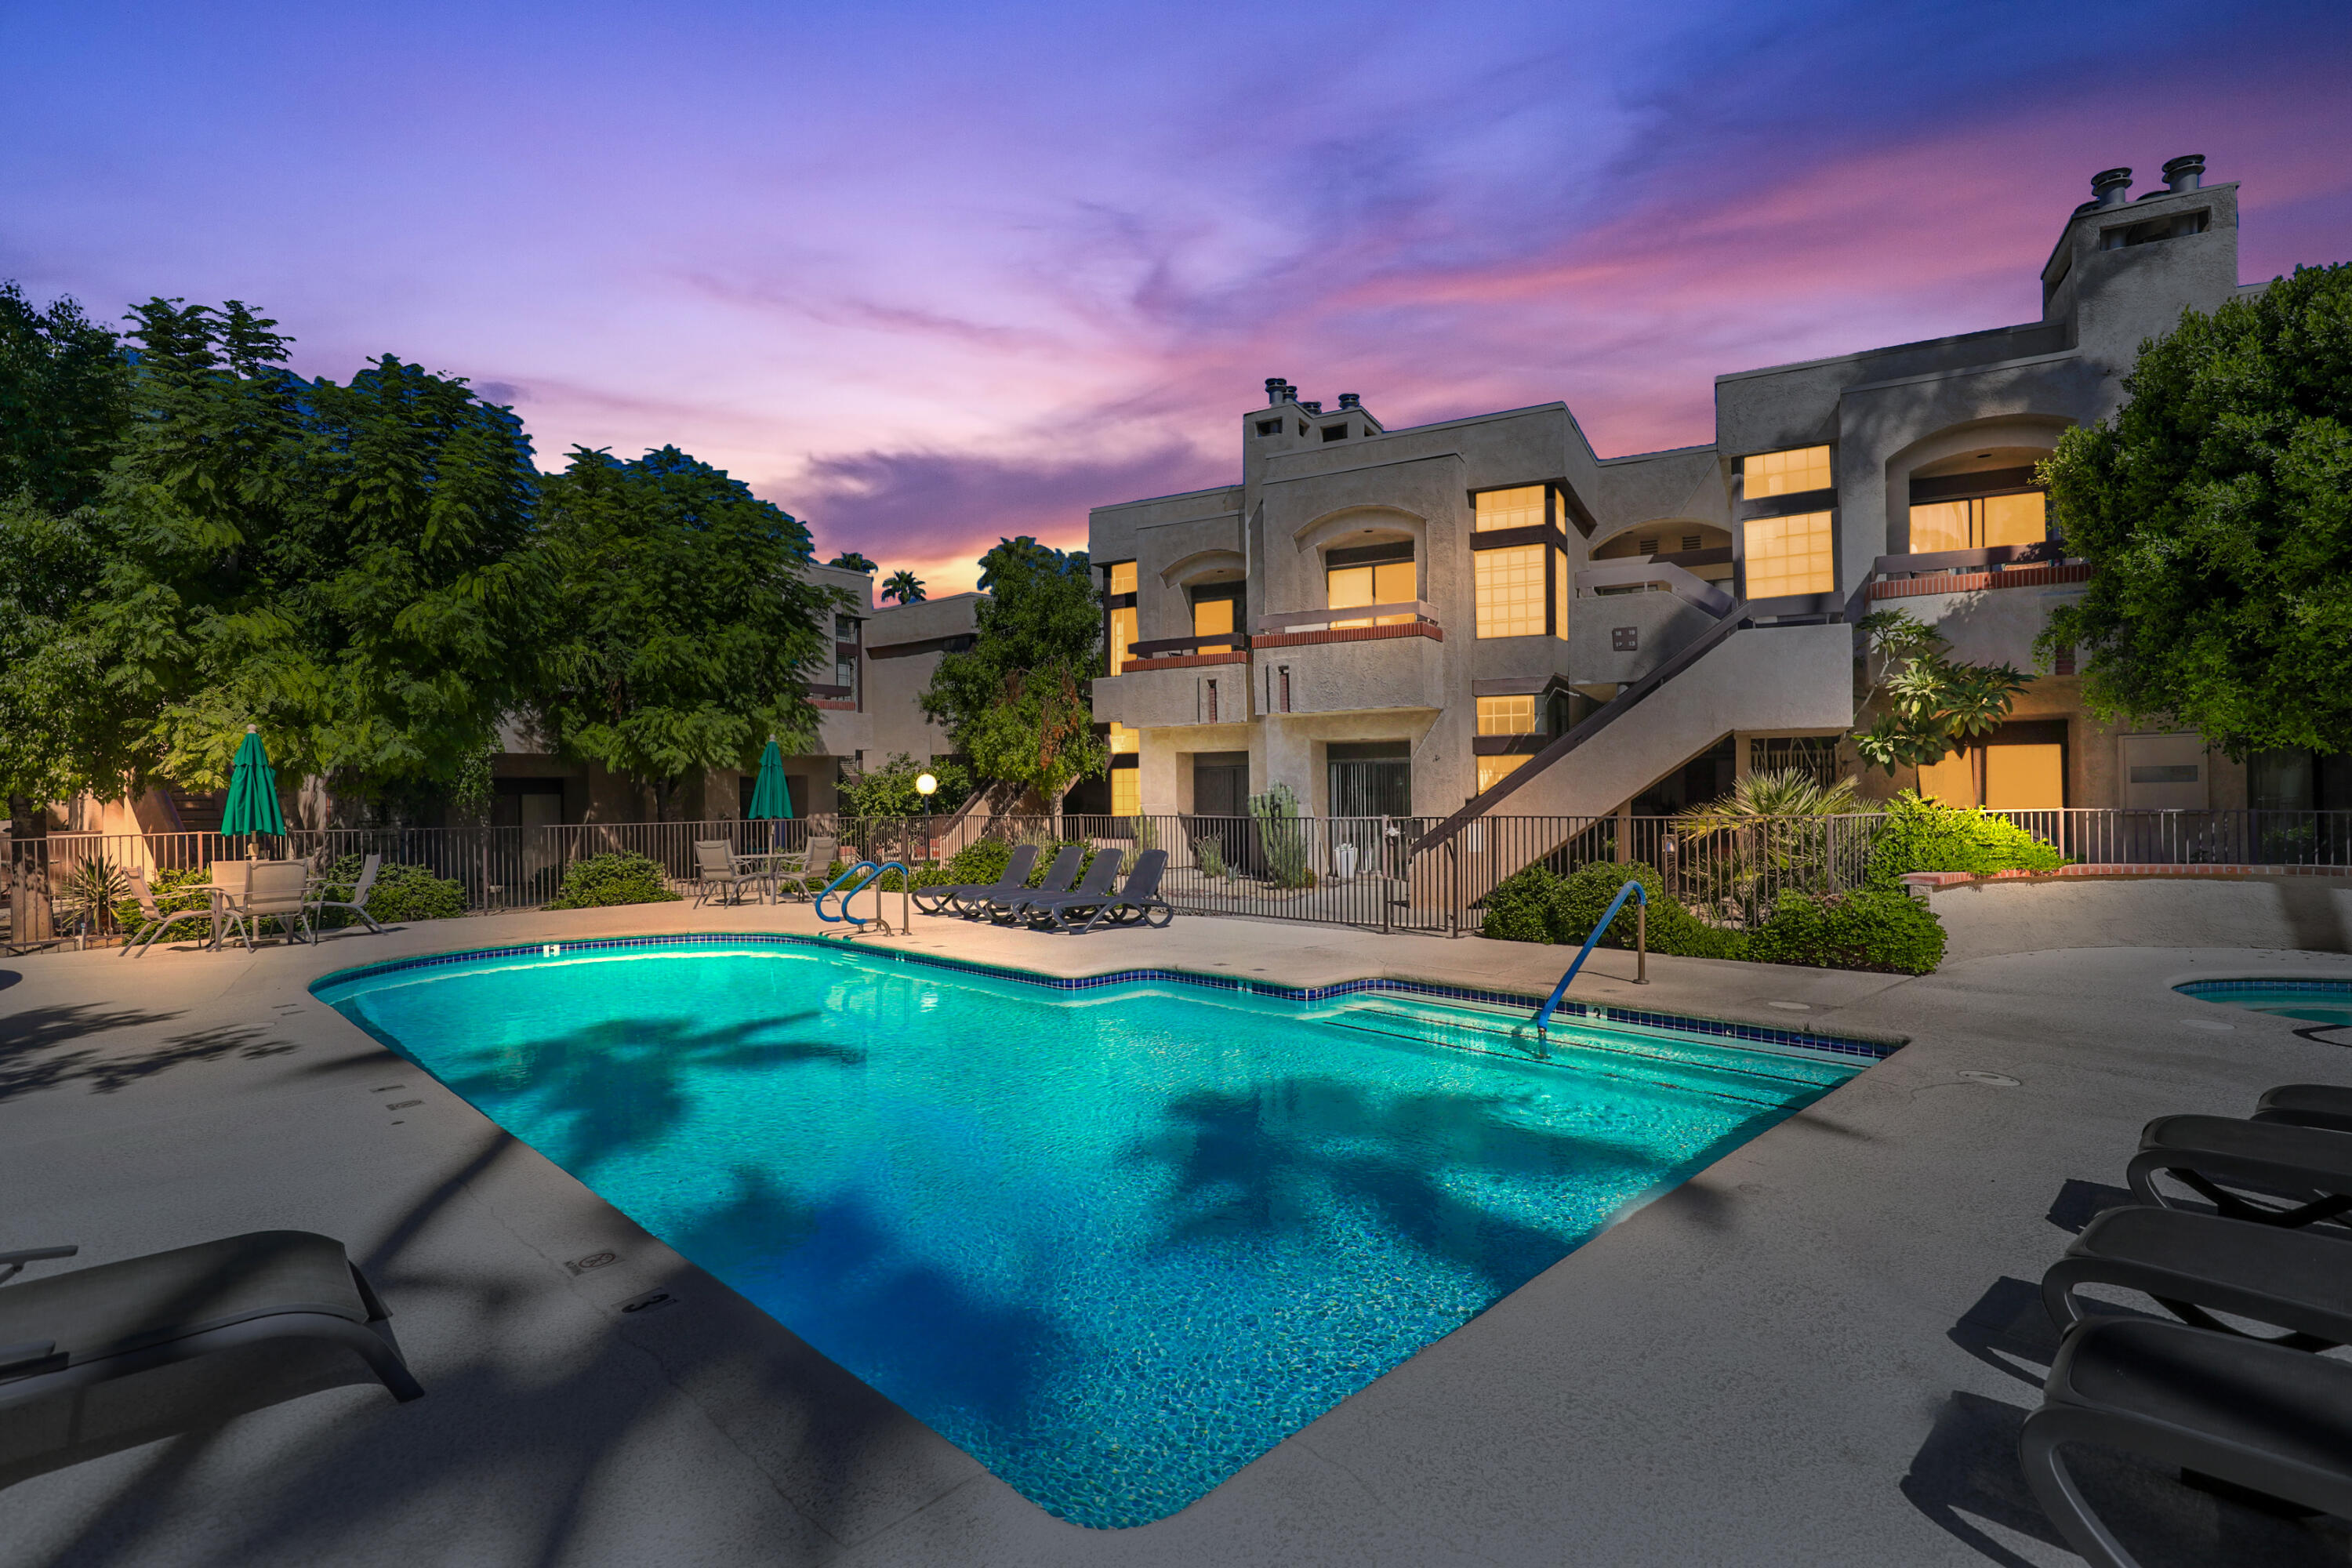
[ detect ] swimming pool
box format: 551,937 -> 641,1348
316,937 -> 1878,1528
2176,978 -> 2352,1028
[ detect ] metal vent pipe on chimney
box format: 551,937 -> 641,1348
1265,377 -> 1288,407
2091,167 -> 2133,207
2162,154 -> 2205,193
1336,393 -> 1361,410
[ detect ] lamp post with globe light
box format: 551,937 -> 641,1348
916,771 -> 937,864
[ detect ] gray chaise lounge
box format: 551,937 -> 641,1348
2127,1114 -> 2352,1228
968,845 -> 1083,924
2045,1203 -> 2352,1348
1024,849 -> 1173,933
913,843 -> 1040,916
0,1230 -> 423,1411
2252,1083 -> 2352,1134
1008,851 -> 1121,928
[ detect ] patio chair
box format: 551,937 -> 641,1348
120,867 -> 218,956
2020,1316 -> 2352,1568
692,840 -> 762,907
2043,1203 -> 2352,1348
1008,850 -> 1123,929
911,842 -> 1039,916
1029,849 -> 1173,934
306,851 -> 385,935
216,861 -> 315,950
967,844 -> 1083,923
0,1229 -> 423,1414
771,834 -> 838,903
2126,1115 -> 2352,1229
2252,1083 -> 2352,1135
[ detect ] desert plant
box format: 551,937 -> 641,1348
1193,836 -> 1229,880
1671,768 -> 1868,922
546,851 -> 681,909
53,855 -> 129,937
1249,782 -> 1312,889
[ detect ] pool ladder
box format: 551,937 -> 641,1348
815,859 -> 909,935
1534,879 -> 1646,1040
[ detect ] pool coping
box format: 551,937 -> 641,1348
307,930 -> 1905,1062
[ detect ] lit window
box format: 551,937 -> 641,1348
1192,594 -> 1236,639
1109,561 -> 1138,594
1476,695 -> 1537,735
1908,493 -> 2047,553
1475,485 -> 1547,531
1108,604 -> 1138,675
1108,722 -> 1139,754
1742,446 -> 1832,498
1112,767 -> 1141,817
1984,742 -> 2064,809
1477,754 -> 1529,793
1744,510 -> 1835,599
1327,559 -> 1415,628
1555,544 -> 1569,641
1475,545 -> 1548,637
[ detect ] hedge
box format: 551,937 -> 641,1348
546,851 -> 681,909
1746,888 -> 1947,974
1863,791 -> 2067,887
316,853 -> 469,924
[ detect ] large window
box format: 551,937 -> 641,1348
1475,544 -> 1547,637
1327,557 -> 1415,629
1474,485 -> 1547,531
1112,768 -> 1140,817
1742,445 -> 1832,498
1476,754 -> 1528,793
1476,695 -> 1537,735
1908,492 -> 2047,553
1105,561 -> 1138,675
1190,583 -> 1241,641
1744,510 -> 1835,599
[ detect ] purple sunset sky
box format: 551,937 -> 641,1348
5,0 -> 2348,590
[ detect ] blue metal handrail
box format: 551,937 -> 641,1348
1534,879 -> 1647,1037
815,859 -> 906,927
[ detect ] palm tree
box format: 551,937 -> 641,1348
880,568 -> 926,604
826,551 -> 877,572
1671,767 -> 1862,924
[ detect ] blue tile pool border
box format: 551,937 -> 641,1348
2177,978 -> 2352,997
310,931 -> 1904,1062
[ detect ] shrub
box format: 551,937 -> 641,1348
1481,862 -> 1748,960
1250,783 -> 1313,888
546,851 -> 681,909
1748,888 -> 1947,974
319,854 -> 470,923
111,865 -> 213,931
1862,790 -> 2067,888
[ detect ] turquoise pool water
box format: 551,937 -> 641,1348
2176,978 -> 2352,1028
317,940 -> 1869,1528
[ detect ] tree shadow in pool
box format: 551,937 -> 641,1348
430,1011 -> 862,1171
1131,1080 -> 1790,1296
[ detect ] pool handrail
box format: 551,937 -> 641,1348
815,859 -> 909,932
1533,878 -> 1647,1037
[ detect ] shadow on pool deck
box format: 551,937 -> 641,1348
0,1003 -> 303,1102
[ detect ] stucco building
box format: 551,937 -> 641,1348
1088,155 -> 2331,833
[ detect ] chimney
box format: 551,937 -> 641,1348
1265,376 -> 1288,407
1336,393 -> 1361,410
1281,381 -> 1298,403
1301,400 -> 1323,414
2090,167 -> 2132,208
2162,154 -> 2205,193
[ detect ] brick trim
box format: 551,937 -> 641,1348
811,699 -> 858,711
1870,562 -> 2092,599
1122,650 -> 1249,673
1252,621 -> 1443,651
1904,863 -> 2352,888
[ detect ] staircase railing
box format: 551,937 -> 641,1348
1533,879 -> 1647,1039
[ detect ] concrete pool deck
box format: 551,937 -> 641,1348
5,898 -> 2352,1566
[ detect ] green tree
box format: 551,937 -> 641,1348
880,568 -> 925,604
0,281 -> 130,513
921,535 -> 1105,812
535,446 -> 842,818
2038,263 -> 2352,757
837,751 -> 972,816
1851,608 -> 2028,772
826,550 -> 877,572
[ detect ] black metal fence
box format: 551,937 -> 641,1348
7,806 -> 2350,951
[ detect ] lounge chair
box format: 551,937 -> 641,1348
1027,849 -> 1174,934
2253,1083 -> 2352,1135
770,834 -> 838,903
912,842 -> 1040,916
2043,1203 -> 2352,1348
2127,1115 -> 2352,1228
692,840 -> 762,907
1009,850 -> 1122,928
967,844 -> 1083,924
306,851 -> 384,935
2020,1316 -> 2352,1568
0,1230 -> 423,1413
216,861 -> 316,950
121,867 -> 218,956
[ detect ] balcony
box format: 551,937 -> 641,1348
1254,604 -> 1445,717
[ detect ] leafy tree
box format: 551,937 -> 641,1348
921,535 -> 1105,813
826,550 -> 877,572
880,568 -> 925,604
836,751 -> 971,816
535,446 -> 842,818
0,495 -> 124,806
1852,608 -> 2027,772
2038,263 -> 2352,757
0,281 -> 129,513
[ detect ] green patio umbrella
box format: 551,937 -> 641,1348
747,737 -> 793,822
220,724 -> 288,852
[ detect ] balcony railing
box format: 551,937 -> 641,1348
1254,601 -> 1437,637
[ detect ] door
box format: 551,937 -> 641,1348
1187,753 -> 1250,876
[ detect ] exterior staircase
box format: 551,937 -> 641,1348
163,789 -> 227,834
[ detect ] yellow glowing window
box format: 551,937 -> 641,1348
1108,721 -> 1139,755
1744,510 -> 1835,599
1192,594 -> 1236,639
1918,750 -> 1976,805
1984,743 -> 2063,810
1907,492 -> 2046,553
1475,485 -> 1547,532
1477,754 -> 1529,793
1107,605 -> 1138,676
1111,766 -> 1141,818
1108,561 -> 1138,595
1475,544 -> 1548,638
1476,695 -> 1537,736
1555,543 -> 1570,641
1327,559 -> 1415,629
1742,446 -> 1832,499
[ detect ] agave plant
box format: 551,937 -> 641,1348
53,855 -> 132,939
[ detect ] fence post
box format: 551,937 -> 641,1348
1635,901 -> 1647,984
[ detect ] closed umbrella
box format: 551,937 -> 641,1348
747,737 -> 793,822
220,724 -> 288,855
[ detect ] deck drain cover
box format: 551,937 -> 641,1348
567,1252 -> 619,1275
384,1099 -> 422,1111
1957,1070 -> 2020,1087
619,1289 -> 680,1315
